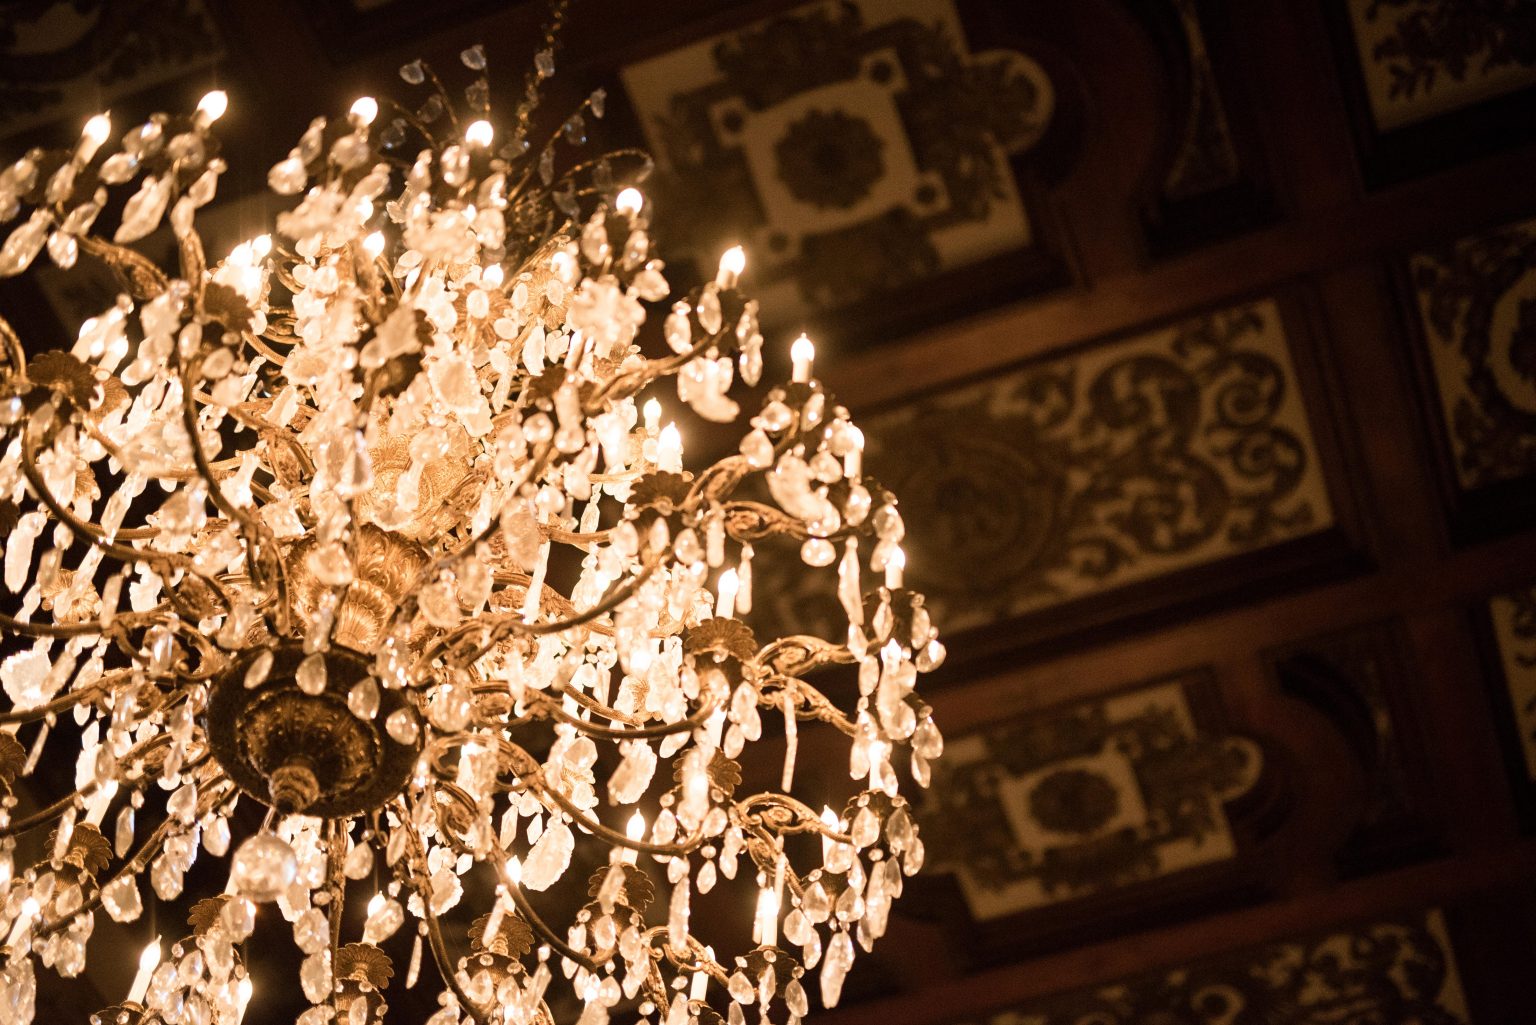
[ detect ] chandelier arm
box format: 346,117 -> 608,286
1,785 -> 100,839
737,794 -> 856,847
178,351 -> 287,613
20,422 -> 237,619
544,681 -> 645,727
38,778 -> 234,941
534,688 -> 717,740
397,804 -> 495,1025
739,821 -> 806,903
419,553 -> 658,678
645,928 -> 729,985
488,571 -> 613,634
540,522 -> 613,548
0,680 -> 107,725
583,324 -> 728,414
241,329 -> 288,368
1,727 -> 180,839
531,774 -> 702,858
484,843 -> 604,974
523,557 -> 657,637
0,609 -> 120,639
0,311 -> 25,374
756,677 -> 857,738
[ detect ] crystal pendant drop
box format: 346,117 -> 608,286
230,831 -> 298,902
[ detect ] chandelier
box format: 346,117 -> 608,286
0,28 -> 943,1025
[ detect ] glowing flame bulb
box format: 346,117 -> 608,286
658,423 -> 683,472
128,938 -> 161,1004
236,976 -> 254,1022
715,567 -> 739,619
350,96 -> 379,126
465,119 -> 494,147
79,113 -> 112,162
367,892 -> 386,917
505,855 -> 523,886
620,810 -> 645,863
197,90 -> 228,123
615,188 -> 644,217
715,244 -> 746,288
885,545 -> 905,590
482,263 -> 505,287
642,398 -> 661,433
791,333 -> 815,383
251,234 -> 272,258
362,231 -> 385,258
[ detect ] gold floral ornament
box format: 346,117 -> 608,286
0,19 -> 944,1025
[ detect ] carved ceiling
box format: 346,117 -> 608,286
4,0 -> 1536,1022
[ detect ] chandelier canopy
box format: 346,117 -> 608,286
0,29 -> 943,1025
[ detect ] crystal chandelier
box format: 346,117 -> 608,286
0,30 -> 943,1025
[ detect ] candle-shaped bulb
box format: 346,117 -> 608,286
691,946 -> 714,1000
715,567 -> 739,619
791,333 -> 815,383
482,263 -> 505,287
615,188 -> 645,217
466,119 -> 494,147
367,891 -> 386,917
885,545 -> 905,590
350,96 -> 379,126
642,397 -> 661,433
79,113 -> 112,163
754,885 -> 780,946
197,90 -> 228,123
251,233 -> 272,258
128,937 -> 161,1004
658,423 -> 682,472
505,855 -> 522,886
716,244 -> 746,288
362,231 -> 385,258
236,976 -> 254,1022
621,811 -> 645,864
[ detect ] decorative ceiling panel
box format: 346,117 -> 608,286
923,670 -> 1265,921
1486,583 -> 1536,783
1405,213 -> 1536,539
858,299 -> 1331,636
948,907 -> 1469,1025
620,0 -> 1055,337
1344,0 -> 1536,133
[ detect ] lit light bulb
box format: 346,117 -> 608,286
691,948 -> 712,1000
236,976 -> 254,1022
465,119 -> 494,147
885,545 -> 905,590
658,423 -> 682,472
350,96 -> 379,126
128,938 -> 161,1004
251,233 -> 272,258
367,892 -> 386,917
82,113 -> 111,146
505,855 -> 523,886
715,244 -> 746,288
482,263 -> 504,288
615,188 -> 644,217
642,398 -> 661,434
79,113 -> 111,162
791,333 -> 815,383
621,810 -> 645,863
362,231 -> 385,258
753,885 -> 780,946
197,90 -> 228,123
715,568 -> 739,619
